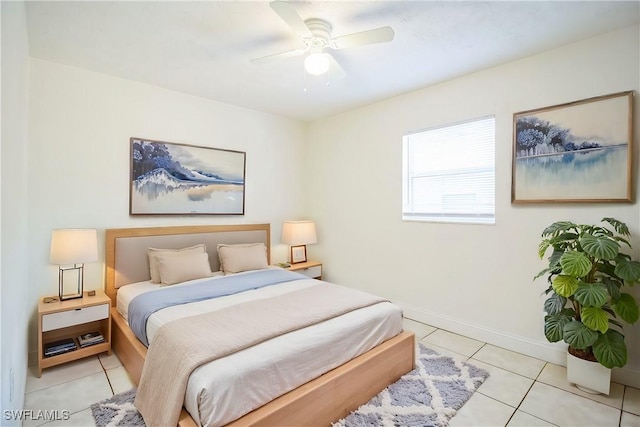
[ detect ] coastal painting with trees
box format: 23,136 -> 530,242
512,91 -> 632,203
130,138 -> 246,215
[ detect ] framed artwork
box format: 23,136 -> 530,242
290,245 -> 307,264
511,91 -> 633,203
130,138 -> 246,215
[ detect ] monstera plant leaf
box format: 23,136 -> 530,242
581,307 -> 609,334
614,293 -> 639,324
560,251 -> 592,278
601,277 -> 622,301
544,313 -> 571,342
593,329 -> 627,368
544,294 -> 567,315
538,240 -> 551,259
580,234 -> 619,260
541,221 -> 576,237
563,320 -> 598,349
552,275 -> 579,297
573,283 -> 608,308
615,259 -> 640,282
602,217 -> 630,237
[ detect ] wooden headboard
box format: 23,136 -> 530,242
104,224 -> 271,305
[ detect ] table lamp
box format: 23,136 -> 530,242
49,229 -> 98,301
281,221 -> 317,264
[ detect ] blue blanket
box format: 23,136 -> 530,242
128,269 -> 308,346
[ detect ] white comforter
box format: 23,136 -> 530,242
117,270 -> 402,426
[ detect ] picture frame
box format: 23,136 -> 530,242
511,91 -> 633,203
130,138 -> 246,215
290,245 -> 307,264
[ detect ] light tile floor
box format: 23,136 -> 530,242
23,318 -> 640,426
403,318 -> 640,427
23,353 -> 135,427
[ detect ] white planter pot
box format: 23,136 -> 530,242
566,352 -> 611,395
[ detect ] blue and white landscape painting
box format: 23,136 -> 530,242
130,139 -> 245,214
513,94 -> 630,201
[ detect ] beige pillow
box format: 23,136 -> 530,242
218,243 -> 268,274
148,244 -> 206,283
156,251 -> 212,286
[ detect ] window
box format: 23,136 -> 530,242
402,116 -> 495,224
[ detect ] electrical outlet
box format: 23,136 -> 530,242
10,368 -> 14,402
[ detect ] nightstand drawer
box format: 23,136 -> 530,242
297,265 -> 322,278
42,303 -> 109,332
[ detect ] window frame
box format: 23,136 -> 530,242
402,115 -> 496,225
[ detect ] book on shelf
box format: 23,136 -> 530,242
44,338 -> 77,357
77,331 -> 104,347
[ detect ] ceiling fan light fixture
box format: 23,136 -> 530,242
256,2 -> 395,81
304,52 -> 330,76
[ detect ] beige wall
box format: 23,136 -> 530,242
1,0 -> 31,419
26,59 -> 308,357
305,25 -> 640,387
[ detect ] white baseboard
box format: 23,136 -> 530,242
613,364 -> 640,390
399,302 -> 640,389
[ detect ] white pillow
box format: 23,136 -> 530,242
217,243 -> 268,274
148,244 -> 206,283
155,251 -> 212,286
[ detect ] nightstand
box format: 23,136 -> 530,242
287,261 -> 322,279
37,289 -> 112,377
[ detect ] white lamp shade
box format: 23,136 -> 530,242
50,229 -> 98,265
304,53 -> 330,76
281,221 -> 317,246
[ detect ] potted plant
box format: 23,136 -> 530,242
536,217 -> 639,394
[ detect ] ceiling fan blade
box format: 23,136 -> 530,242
326,53 -> 347,80
251,48 -> 308,64
270,1 -> 313,38
331,26 -> 395,50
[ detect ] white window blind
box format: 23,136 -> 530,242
402,116 -> 495,224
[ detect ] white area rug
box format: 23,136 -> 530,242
333,344 -> 489,426
91,344 -> 489,427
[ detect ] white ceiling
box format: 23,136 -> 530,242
25,1 -> 640,122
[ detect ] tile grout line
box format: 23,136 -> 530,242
513,361 -> 561,427
523,375 -> 625,426
407,320 -> 633,425
27,357 -> 107,427
538,379 -> 626,412
466,354 -> 543,381
452,343 -> 627,413
97,354 -> 115,395
618,386 -> 627,427
25,356 -> 105,396
473,350 -> 536,426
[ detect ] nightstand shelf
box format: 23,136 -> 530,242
286,260 -> 322,279
37,290 -> 112,376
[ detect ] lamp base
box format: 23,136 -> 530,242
58,264 -> 84,301
59,293 -> 83,301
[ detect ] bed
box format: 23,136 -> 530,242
105,223 -> 415,427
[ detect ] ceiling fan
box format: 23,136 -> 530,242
251,1 -> 395,79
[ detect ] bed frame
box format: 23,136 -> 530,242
105,223 -> 415,427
